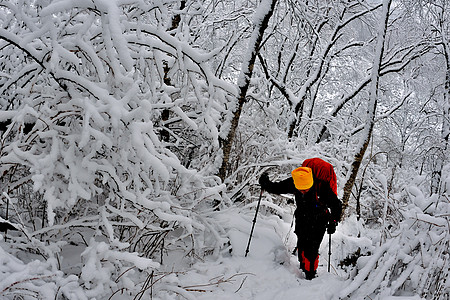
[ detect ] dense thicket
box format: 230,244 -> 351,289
0,0 -> 448,299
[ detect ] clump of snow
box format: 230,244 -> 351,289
0,241 -> 85,299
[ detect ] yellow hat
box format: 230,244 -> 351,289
291,167 -> 313,190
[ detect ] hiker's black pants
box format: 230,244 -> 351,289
295,220 -> 327,273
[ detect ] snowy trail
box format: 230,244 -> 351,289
173,209 -> 346,300
178,254 -> 344,300
168,208 -> 428,300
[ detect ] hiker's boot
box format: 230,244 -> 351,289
305,270 -> 316,280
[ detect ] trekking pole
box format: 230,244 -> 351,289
328,233 -> 332,272
245,189 -> 263,257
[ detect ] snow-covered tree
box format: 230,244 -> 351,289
0,0 -> 236,297
1,0 -> 448,299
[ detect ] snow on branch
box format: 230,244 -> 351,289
0,0 -> 233,297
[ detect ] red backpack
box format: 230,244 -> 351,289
301,158 -> 337,196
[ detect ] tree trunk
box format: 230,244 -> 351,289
431,8 -> 449,195
160,1 -> 186,143
441,31 -> 450,159
341,0 -> 392,212
218,0 -> 277,181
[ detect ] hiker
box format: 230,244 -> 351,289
259,158 -> 342,280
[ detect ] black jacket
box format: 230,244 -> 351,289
262,177 -> 342,227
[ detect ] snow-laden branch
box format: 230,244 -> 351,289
0,28 -> 69,93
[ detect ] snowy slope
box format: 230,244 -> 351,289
148,207 -> 427,300
1,189 -> 446,300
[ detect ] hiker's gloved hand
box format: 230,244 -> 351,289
327,221 -> 337,234
259,173 -> 270,190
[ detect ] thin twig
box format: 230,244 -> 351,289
181,272 -> 255,290
234,276 -> 248,293
2,274 -> 56,294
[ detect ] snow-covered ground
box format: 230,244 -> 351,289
140,207 -> 426,300
173,214 -> 343,300
1,195 -> 445,300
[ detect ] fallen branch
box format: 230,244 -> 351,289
181,272 -> 255,290
1,274 -> 56,294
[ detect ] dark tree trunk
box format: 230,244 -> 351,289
341,0 -> 392,212
218,0 -> 278,181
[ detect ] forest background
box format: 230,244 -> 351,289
0,0 -> 448,299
